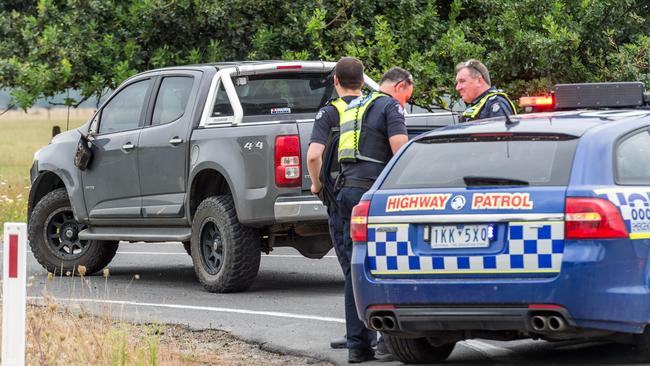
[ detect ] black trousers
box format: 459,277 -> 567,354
336,186 -> 376,351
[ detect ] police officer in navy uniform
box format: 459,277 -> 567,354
307,57 -> 411,363
455,59 -> 516,121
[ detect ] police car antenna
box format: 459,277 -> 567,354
502,104 -> 516,125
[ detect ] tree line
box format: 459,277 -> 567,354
0,0 -> 648,110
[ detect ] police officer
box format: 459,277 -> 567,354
308,57 -> 411,363
455,59 -> 516,121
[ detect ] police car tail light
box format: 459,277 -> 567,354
565,197 -> 628,239
351,200 -> 370,242
275,135 -> 301,187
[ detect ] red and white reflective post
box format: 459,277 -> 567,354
3,222 -> 26,366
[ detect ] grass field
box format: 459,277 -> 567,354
0,108 -> 92,227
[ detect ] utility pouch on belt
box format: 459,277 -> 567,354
334,174 -> 345,191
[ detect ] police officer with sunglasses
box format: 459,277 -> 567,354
455,59 -> 516,121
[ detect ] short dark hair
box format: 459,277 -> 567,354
335,57 -> 364,90
380,66 -> 413,86
456,59 -> 491,86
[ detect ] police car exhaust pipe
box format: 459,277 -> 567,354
548,315 -> 567,331
370,316 -> 385,330
381,316 -> 397,331
531,315 -> 548,332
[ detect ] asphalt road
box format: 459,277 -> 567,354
3,242 -> 649,365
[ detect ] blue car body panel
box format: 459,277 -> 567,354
352,110 -> 650,336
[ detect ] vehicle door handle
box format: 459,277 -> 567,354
122,142 -> 135,151
169,137 -> 183,146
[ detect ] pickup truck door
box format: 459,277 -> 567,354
81,77 -> 154,218
138,72 -> 200,218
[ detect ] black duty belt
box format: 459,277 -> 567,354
342,177 -> 373,190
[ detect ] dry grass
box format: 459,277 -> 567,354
0,108 -> 92,227
22,300 -> 331,366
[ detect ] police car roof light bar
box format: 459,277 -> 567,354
519,96 -> 554,108
554,82 -> 644,110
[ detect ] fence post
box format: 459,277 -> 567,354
3,222 -> 27,366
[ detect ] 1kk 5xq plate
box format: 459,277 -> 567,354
424,224 -> 491,249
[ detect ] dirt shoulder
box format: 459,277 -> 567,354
23,303 -> 333,365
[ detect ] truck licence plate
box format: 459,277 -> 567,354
425,224 -> 490,249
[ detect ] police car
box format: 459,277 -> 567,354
350,82 -> 650,363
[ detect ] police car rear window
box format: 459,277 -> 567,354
382,134 -> 578,189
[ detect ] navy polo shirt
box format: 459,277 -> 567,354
468,87 -> 515,120
309,94 -> 407,185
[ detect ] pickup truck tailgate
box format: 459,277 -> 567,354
297,119 -> 316,191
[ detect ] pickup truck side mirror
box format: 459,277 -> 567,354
73,131 -> 94,171
52,125 -> 61,137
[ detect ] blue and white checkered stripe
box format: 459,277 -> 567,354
367,222 -> 564,275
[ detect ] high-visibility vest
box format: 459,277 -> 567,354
335,92 -> 389,163
462,91 -> 517,120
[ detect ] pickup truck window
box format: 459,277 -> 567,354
211,73 -> 335,118
152,76 -> 194,125
99,79 -> 152,134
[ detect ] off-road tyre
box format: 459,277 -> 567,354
28,188 -> 119,275
384,334 -> 455,364
190,195 -> 261,293
635,326 -> 650,359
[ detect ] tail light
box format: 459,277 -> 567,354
275,135 -> 301,188
351,200 -> 370,242
565,197 -> 628,239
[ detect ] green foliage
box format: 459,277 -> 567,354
0,0 -> 649,109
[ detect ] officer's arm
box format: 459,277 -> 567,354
389,134 -> 408,154
307,142 -> 325,195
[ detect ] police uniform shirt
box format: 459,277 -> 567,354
310,95 -> 407,184
310,96 -> 358,146
469,86 -> 515,120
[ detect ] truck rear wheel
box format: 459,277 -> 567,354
28,188 -> 118,275
190,195 -> 261,293
384,334 -> 455,364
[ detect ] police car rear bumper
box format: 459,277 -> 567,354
274,196 -> 329,222
364,306 -> 575,334
351,239 -> 650,335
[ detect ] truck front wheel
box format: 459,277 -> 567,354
383,334 -> 456,364
190,195 -> 261,293
28,188 -> 118,275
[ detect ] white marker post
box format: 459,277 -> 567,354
3,223 -> 27,366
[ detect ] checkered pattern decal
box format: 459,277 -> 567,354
367,222 -> 564,275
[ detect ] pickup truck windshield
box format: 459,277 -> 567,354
381,134 -> 579,189
212,72 -> 336,117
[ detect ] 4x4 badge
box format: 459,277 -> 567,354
450,195 -> 466,210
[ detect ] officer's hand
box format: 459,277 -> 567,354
311,183 -> 322,196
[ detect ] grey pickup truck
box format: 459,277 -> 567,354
28,61 -> 457,292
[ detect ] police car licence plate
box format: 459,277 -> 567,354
425,224 -> 490,249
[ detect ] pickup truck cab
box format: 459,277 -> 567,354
28,61 -> 457,292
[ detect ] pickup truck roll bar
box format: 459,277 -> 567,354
199,61 -> 381,128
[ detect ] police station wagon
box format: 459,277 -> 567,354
349,86 -> 650,364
